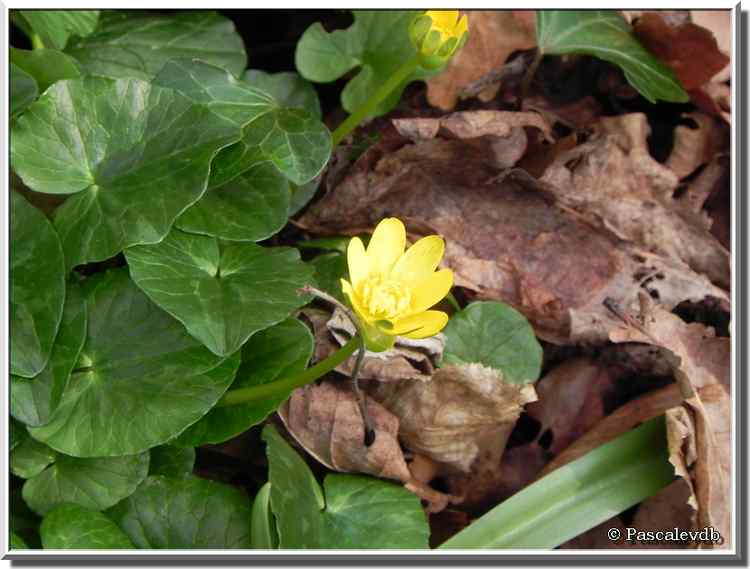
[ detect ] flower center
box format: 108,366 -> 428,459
358,276 -> 412,321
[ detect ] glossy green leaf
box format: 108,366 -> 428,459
10,418 -> 25,451
126,230 -> 315,357
108,475 -> 252,548
176,319 -> 313,446
153,58 -> 331,188
263,425 -> 430,549
176,163 -> 290,242
20,10 -> 98,50
29,269 -> 239,457
10,47 -> 81,92
149,445 -> 195,479
309,253 -> 347,303
443,301 -> 543,384
23,451 -> 149,516
10,76 -> 241,271
243,70 -> 322,118
288,178 -> 320,217
10,63 -> 37,117
10,191 -> 65,378
10,432 -> 57,479
10,532 -> 29,549
11,281 -> 87,427
251,482 -> 277,549
41,504 -> 134,549
440,417 -> 673,548
296,11 -> 435,117
66,11 -> 246,80
536,10 -> 689,103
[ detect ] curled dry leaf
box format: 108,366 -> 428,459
688,10 -> 732,83
666,112 -> 729,180
541,113 -> 730,289
299,116 -> 728,343
425,11 -> 536,110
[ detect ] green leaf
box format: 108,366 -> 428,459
149,445 -> 195,479
175,319 -> 313,446
23,451 -> 149,516
125,230 -> 315,357
41,504 -> 134,549
10,63 -> 37,117
20,10 -> 99,50
295,11 -> 434,117
10,488 -> 42,549
10,191 -> 65,378
251,482 -> 278,549
443,301 -> 543,384
176,163 -> 290,242
108,475 -> 252,548
10,532 -> 29,549
243,70 -> 322,118
29,269 -> 239,457
309,253 -> 347,303
10,77 -> 241,271
152,58 -> 331,188
10,431 -> 57,479
263,425 -> 429,549
288,178 -> 320,217
11,281 -> 87,427
66,11 -> 246,80
536,10 -> 689,104
297,236 -> 351,254
440,417 -> 673,548
10,418 -> 25,451
10,47 -> 81,92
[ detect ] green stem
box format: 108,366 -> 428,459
331,56 -> 420,147
30,32 -> 44,50
216,335 -> 360,407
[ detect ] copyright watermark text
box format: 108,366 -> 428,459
607,526 -> 724,546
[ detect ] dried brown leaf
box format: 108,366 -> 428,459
666,113 -> 729,179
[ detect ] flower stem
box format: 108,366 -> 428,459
215,335 -> 359,407
331,56 -> 421,147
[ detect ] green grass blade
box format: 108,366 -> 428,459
440,416 -> 673,549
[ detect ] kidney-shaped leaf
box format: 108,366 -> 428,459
10,432 -> 57,480
126,230 -> 315,357
29,269 -> 239,457
107,475 -> 252,549
536,10 -> 688,103
149,445 -> 195,479
443,301 -> 543,384
10,76 -> 241,270
23,451 -> 149,516
263,425 -> 429,549
12,281 -> 87,427
41,504 -> 134,549
20,10 -> 98,50
10,63 -> 37,117
66,11 -> 246,80
176,318 -> 313,446
243,69 -> 322,118
10,47 -> 81,92
10,191 -> 65,378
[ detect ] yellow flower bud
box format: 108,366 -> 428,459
409,10 -> 469,70
341,218 -> 453,352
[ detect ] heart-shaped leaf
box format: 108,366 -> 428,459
126,230 -> 315,357
295,11 -> 435,117
243,69 -> 322,118
10,431 -> 57,480
12,281 -> 87,427
10,47 -> 81,92
263,425 -> 430,549
176,318 -> 313,446
10,191 -> 65,378
443,301 -> 543,384
19,10 -> 99,50
66,11 -> 246,80
23,450 -> 149,516
10,63 -> 37,117
41,504 -> 134,549
107,475 -> 252,548
148,445 -> 195,479
10,76 -> 242,270
29,269 -> 239,457
536,10 -> 689,103
309,252 -> 347,302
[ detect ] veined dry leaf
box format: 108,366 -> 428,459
426,11 -> 536,110
541,113 -> 730,288
666,113 -> 729,179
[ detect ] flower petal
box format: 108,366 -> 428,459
391,235 -> 445,285
366,218 -> 405,278
426,10 -> 459,31
391,310 -> 449,339
456,14 -> 468,38
346,236 -> 369,287
341,278 -> 370,322
409,269 -> 454,314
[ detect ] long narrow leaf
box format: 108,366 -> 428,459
441,416 -> 673,548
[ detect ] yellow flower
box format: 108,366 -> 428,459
409,10 -> 469,69
341,218 -> 453,352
